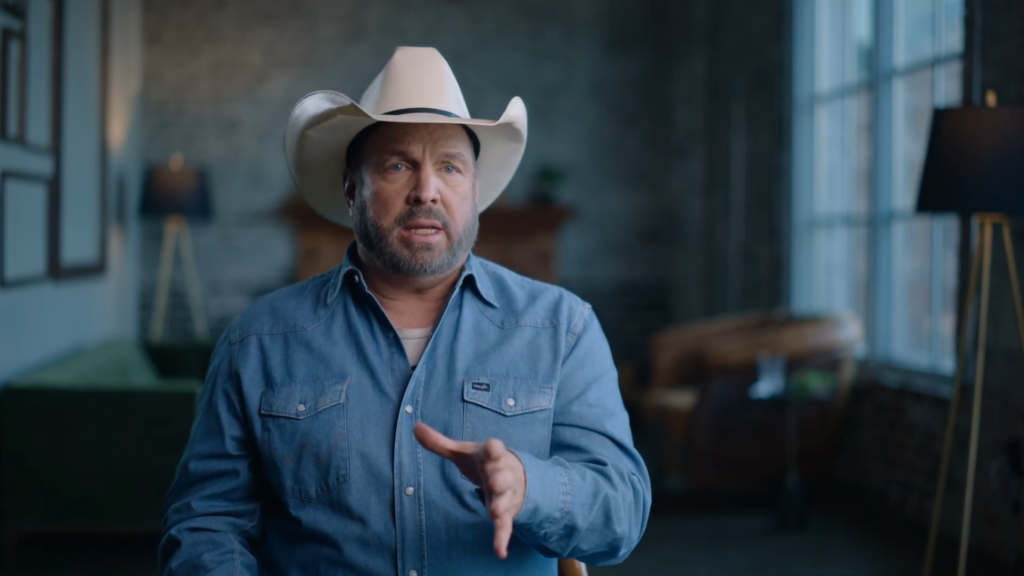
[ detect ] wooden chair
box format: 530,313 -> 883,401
558,558 -> 588,576
642,310 -> 862,488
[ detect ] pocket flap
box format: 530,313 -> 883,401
463,378 -> 554,416
260,380 -> 348,420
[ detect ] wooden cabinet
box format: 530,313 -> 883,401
277,194 -> 571,284
475,204 -> 571,284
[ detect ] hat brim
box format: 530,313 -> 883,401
284,90 -> 528,227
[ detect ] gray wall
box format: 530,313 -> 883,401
0,0 -> 145,383
668,0 -> 789,321
140,0 -> 789,362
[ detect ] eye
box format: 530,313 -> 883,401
388,163 -> 405,172
443,165 -> 458,174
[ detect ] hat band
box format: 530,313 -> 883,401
383,107 -> 462,118
380,107 -> 480,159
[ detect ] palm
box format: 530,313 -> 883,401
449,452 -> 485,486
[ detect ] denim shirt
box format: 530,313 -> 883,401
159,246 -> 651,575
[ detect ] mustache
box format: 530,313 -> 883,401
393,206 -> 452,231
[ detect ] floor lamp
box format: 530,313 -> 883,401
919,107 -> 1024,576
141,153 -> 212,342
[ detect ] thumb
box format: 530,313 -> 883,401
414,422 -> 476,460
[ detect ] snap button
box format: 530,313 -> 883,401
506,397 -> 515,407
409,571 -> 418,576
404,405 -> 413,414
297,403 -> 306,412
405,486 -> 414,496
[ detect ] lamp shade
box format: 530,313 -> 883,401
140,166 -> 212,218
917,107 -> 1024,215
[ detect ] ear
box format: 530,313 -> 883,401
342,169 -> 356,207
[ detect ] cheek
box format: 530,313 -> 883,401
442,191 -> 475,226
366,189 -> 406,224
444,178 -> 476,209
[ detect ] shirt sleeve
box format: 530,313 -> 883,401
511,303 -> 652,565
158,333 -> 262,575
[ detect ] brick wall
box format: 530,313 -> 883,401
837,351 -> 1024,563
140,0 -> 789,362
667,0 -> 789,322
835,0 -> 1024,565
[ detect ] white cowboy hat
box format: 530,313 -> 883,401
284,46 -> 528,227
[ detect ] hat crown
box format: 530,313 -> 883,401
359,47 -> 471,118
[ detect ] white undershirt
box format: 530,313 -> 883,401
396,326 -> 433,368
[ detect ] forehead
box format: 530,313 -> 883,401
361,123 -> 474,156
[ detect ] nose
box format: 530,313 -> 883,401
408,167 -> 441,206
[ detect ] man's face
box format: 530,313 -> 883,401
348,123 -> 479,278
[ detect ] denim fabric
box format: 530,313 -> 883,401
159,245 -> 651,576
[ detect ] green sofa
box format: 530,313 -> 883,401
0,341 -> 211,555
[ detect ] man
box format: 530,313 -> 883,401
160,46 -> 651,575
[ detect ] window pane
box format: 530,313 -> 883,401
813,0 -> 843,94
891,66 -> 933,213
888,217 -> 933,368
936,58 -> 962,107
941,0 -> 965,56
812,93 -> 871,219
848,0 -> 875,86
895,0 -> 936,67
794,0 -> 965,376
936,215 -> 960,374
850,92 -> 872,216
814,0 -> 874,95
813,100 -> 842,217
805,224 -> 869,325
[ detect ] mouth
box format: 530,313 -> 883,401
399,219 -> 445,242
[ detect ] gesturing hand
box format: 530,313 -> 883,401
413,422 -> 526,560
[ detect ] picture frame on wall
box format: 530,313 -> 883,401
0,172 -> 51,286
50,0 -> 107,279
0,0 -> 108,286
23,0 -> 55,152
1,26 -> 24,142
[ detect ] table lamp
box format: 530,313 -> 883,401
919,104 -> 1024,576
141,152 -> 212,341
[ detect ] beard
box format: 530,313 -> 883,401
352,199 -> 479,278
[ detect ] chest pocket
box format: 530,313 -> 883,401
462,377 -> 555,459
259,380 -> 349,502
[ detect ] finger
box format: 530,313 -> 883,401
493,515 -> 513,560
482,458 -> 504,479
414,423 -> 478,460
475,453 -> 489,495
486,470 -> 514,497
488,491 -> 516,520
482,438 -> 506,461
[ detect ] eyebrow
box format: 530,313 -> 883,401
376,150 -> 472,163
377,149 -> 414,160
440,151 -> 471,162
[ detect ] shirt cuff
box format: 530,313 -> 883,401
512,450 -> 568,535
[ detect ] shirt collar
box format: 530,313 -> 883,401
330,243 -> 498,308
460,252 -> 498,308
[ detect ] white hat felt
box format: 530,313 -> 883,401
284,46 -> 528,227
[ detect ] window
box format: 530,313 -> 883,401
791,0 -> 965,375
